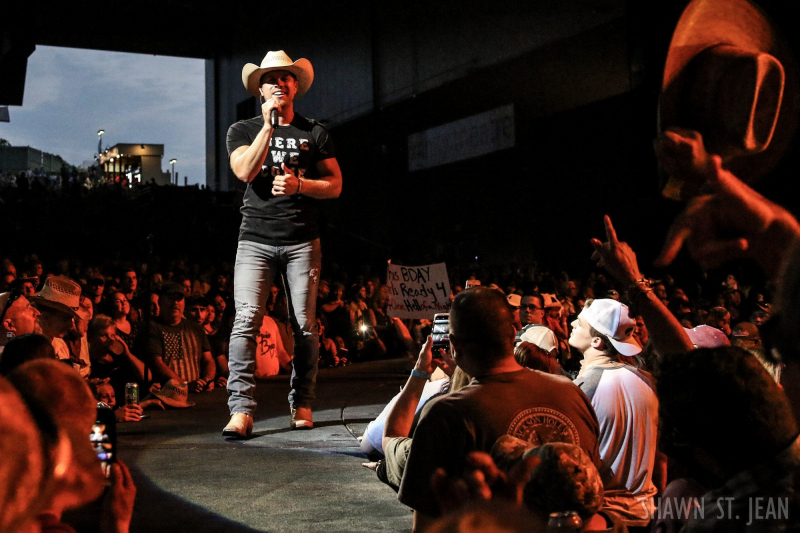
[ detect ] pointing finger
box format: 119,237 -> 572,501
604,215 -> 619,245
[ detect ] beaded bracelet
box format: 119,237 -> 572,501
297,178 -> 303,195
628,278 -> 653,296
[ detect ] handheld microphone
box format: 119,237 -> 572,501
270,108 -> 279,128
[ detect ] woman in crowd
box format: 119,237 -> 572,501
348,284 -> 371,332
321,282 -> 351,343
88,314 -> 151,401
318,316 -> 346,368
107,291 -> 138,349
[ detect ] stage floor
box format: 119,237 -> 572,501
116,358 -> 412,532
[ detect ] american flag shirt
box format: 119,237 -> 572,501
146,318 -> 211,383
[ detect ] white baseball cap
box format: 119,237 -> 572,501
518,324 -> 558,353
580,299 -> 642,356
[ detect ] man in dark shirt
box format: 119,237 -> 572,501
145,284 -> 215,393
396,287 -> 600,532
223,50 -> 342,437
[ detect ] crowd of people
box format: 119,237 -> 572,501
3,162 -> 799,531
357,156 -> 800,532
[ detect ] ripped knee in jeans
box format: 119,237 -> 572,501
234,303 -> 262,329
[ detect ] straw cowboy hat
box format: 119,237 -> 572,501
242,50 -> 314,99
659,0 -> 799,199
145,379 -> 195,408
31,276 -> 81,320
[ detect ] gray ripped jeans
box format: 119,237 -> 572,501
227,238 -> 320,415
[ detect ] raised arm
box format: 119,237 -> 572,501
113,334 -> 152,383
382,336 -> 437,451
591,215 -> 694,356
229,98 -> 281,182
654,128 -> 800,281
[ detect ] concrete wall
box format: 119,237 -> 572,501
206,0 -> 630,191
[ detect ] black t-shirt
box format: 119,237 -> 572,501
226,114 -> 335,245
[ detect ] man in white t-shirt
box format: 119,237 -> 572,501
570,298 -> 658,529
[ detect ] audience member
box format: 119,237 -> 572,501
519,293 -> 545,328
144,283 -> 215,392
86,276 -> 105,308
706,306 -> 732,337
731,321 -> 761,350
370,286 -> 409,358
108,291 -> 139,349
684,324 -> 730,349
542,293 -> 569,353
513,323 -> 563,375
430,438 -> 626,532
254,313 -> 293,378
1,289 -> 42,355
88,377 -> 144,422
507,293 -> 522,330
0,371 -> 48,532
0,333 -> 55,375
359,345 -> 454,457
317,316 -> 343,368
186,296 -> 210,327
88,314 -> 152,404
31,276 -> 82,361
64,295 -> 94,378
656,346 -> 800,532
570,298 -> 658,529
119,267 -> 143,323
202,300 -> 230,386
371,339 -> 461,489
119,267 -> 138,304
5,359 -> 136,533
395,287 -> 599,531
348,283 -> 370,330
321,282 -> 350,341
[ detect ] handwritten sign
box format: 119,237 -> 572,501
386,263 -> 452,319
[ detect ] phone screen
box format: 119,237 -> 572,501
431,313 -> 450,357
91,407 -> 117,477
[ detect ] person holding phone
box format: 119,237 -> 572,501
224,50 -> 342,437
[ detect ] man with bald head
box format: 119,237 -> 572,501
0,289 -> 42,357
396,287 -> 600,532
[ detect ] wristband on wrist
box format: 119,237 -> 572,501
410,368 -> 431,380
297,178 -> 303,195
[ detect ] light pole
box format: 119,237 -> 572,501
170,158 -> 177,185
97,130 -> 105,178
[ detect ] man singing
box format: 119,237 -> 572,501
223,50 -> 342,438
